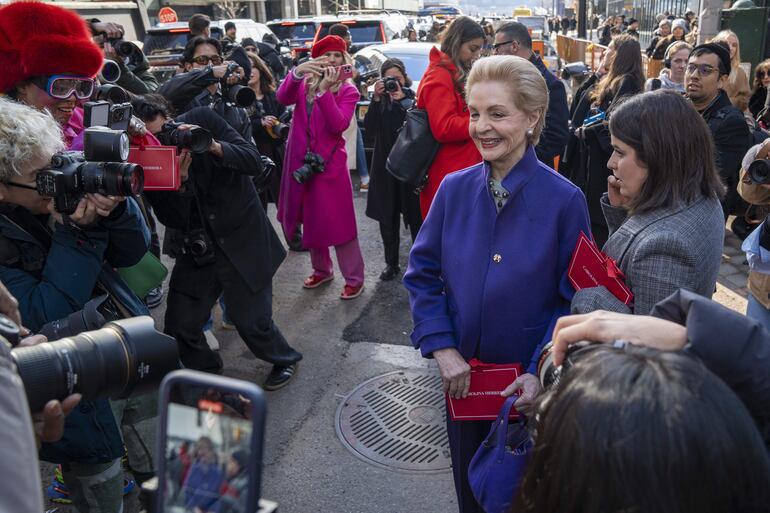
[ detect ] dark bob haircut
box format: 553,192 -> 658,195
131,93 -> 175,122
380,58 -> 413,88
608,89 -> 725,214
182,36 -> 222,64
515,345 -> 770,513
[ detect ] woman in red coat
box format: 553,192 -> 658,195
417,17 -> 485,217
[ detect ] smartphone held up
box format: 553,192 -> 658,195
148,370 -> 277,513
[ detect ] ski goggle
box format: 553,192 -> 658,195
31,74 -> 95,100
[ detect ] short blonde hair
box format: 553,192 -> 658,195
0,97 -> 64,182
465,56 -> 548,145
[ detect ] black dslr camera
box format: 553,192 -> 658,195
383,76 -> 400,93
293,151 -> 325,184
222,62 -> 256,108
108,37 -> 139,58
183,228 -> 216,267
253,101 -> 291,140
36,128 -> 144,215
156,121 -> 214,153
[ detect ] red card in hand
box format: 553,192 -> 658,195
128,145 -> 180,191
447,360 -> 522,421
568,231 -> 633,305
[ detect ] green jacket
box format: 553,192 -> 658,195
116,52 -> 159,94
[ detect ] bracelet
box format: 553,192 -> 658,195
292,68 -> 303,80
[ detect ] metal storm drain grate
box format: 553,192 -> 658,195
335,370 -> 451,472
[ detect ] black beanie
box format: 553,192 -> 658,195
692,42 -> 732,76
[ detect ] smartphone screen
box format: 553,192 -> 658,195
84,102 -> 110,128
157,371 -> 265,513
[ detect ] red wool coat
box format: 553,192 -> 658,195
416,47 -> 481,217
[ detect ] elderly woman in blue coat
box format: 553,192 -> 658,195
404,56 -> 591,513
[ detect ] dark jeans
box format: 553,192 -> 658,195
446,413 -> 493,513
164,251 -> 302,372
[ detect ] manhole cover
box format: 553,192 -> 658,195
335,370 -> 451,473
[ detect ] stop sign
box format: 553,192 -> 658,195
158,7 -> 178,23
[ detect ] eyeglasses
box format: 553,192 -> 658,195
5,180 -> 38,192
492,40 -> 517,51
192,55 -> 223,66
31,75 -> 95,100
686,63 -> 718,76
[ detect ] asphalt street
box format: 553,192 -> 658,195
42,182 -> 457,513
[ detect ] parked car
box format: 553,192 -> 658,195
143,19 -> 274,82
313,12 -> 410,52
353,42 -> 437,156
267,17 -> 330,61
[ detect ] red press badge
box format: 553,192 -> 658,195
128,145 -> 180,191
568,231 -> 633,306
447,360 -> 523,421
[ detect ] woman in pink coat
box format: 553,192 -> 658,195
277,35 -> 365,299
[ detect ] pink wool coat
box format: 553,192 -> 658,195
276,74 -> 360,249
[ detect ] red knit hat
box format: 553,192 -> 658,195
0,1 -> 104,93
311,35 -> 347,59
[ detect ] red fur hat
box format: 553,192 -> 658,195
0,1 -> 104,93
311,35 -> 347,59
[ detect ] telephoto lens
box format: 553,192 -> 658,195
748,159 -> 770,185
81,162 -> 144,197
225,84 -> 256,107
159,121 -> 214,153
12,316 -> 180,412
92,83 -> 130,104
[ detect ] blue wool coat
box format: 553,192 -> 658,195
404,147 -> 591,372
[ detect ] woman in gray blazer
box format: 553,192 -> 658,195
572,90 -> 726,315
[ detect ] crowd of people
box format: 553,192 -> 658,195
0,1 -> 768,512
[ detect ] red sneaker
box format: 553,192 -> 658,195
303,274 -> 334,289
340,284 -> 364,300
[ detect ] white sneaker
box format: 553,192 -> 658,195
204,329 -> 220,351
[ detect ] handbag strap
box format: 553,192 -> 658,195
482,395 -> 520,462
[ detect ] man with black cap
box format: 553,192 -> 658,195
686,42 -> 751,219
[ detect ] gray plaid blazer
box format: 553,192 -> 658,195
571,193 -> 724,315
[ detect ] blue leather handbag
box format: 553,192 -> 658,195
467,395 -> 533,513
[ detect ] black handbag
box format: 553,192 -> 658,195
386,107 -> 440,192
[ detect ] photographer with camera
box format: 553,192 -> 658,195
133,94 -> 303,389
277,36 -> 366,299
0,96 -> 154,511
364,58 -> 421,282
158,36 -> 252,141
737,139 -> 770,330
246,52 -> 287,209
91,21 -> 159,95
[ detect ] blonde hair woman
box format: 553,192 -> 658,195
710,30 -> 751,112
404,55 -> 590,513
276,35 -> 366,299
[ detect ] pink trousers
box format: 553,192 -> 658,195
309,238 -> 365,287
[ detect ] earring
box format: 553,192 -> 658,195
526,127 -> 534,140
